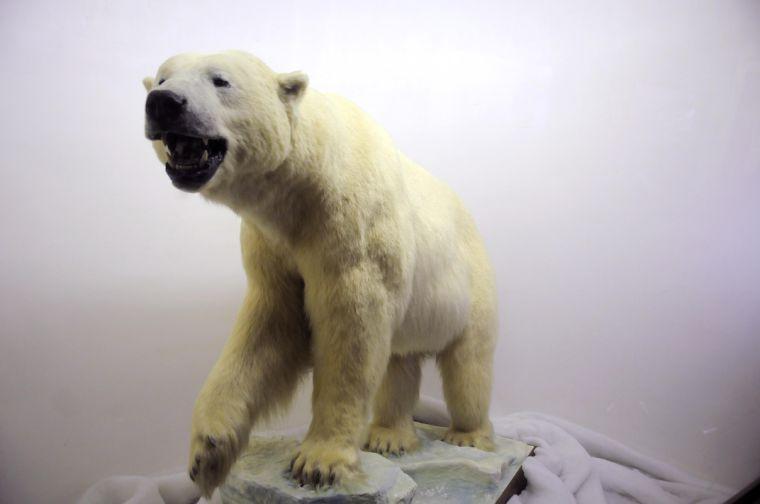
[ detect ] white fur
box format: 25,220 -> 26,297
144,51 -> 498,497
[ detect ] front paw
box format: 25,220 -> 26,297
289,440 -> 359,488
188,407 -> 249,497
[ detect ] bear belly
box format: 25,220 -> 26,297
390,271 -> 471,355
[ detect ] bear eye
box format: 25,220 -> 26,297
157,78 -> 165,85
212,76 -> 230,88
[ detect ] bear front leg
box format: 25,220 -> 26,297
189,289 -> 309,497
290,267 -> 392,487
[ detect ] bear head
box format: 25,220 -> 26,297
143,51 -> 308,197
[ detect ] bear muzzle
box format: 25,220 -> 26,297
144,90 -> 228,192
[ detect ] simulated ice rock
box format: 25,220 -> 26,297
220,436 -> 416,504
220,423 -> 533,504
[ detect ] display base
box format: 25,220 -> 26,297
220,422 -> 533,504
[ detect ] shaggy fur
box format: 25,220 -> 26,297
143,51 -> 498,497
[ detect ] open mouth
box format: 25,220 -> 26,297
162,132 -> 227,191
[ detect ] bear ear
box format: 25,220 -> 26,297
142,76 -> 154,92
277,71 -> 309,103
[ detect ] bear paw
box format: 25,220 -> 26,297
442,425 -> 495,451
188,423 -> 244,497
363,424 -> 420,456
289,440 -> 359,488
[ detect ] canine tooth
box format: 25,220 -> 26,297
201,150 -> 208,163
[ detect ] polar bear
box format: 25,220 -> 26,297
143,51 -> 497,497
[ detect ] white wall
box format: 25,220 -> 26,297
1,1 -> 759,502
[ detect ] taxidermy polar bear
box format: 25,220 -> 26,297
143,51 -> 497,497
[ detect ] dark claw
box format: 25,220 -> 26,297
288,458 -> 295,473
313,469 -> 323,487
328,471 -> 336,486
290,454 -> 303,479
189,471 -> 195,482
195,454 -> 201,464
385,442 -> 390,453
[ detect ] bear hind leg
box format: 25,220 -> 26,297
364,354 -> 422,456
437,312 -> 496,451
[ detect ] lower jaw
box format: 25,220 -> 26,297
165,163 -> 219,192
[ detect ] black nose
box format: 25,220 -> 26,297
145,90 -> 187,125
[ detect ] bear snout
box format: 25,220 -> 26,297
146,90 -> 187,129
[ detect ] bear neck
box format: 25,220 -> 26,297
231,92 -> 341,250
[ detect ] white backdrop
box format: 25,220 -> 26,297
1,1 -> 759,502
